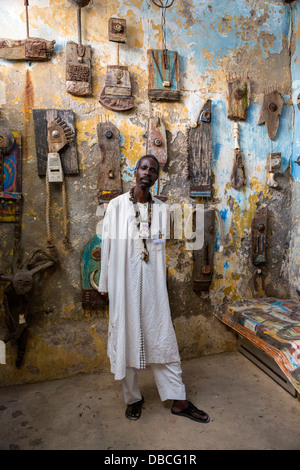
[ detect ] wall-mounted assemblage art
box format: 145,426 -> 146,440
227,76 -> 250,190
146,116 -> 168,200
99,18 -> 134,111
32,109 -> 77,248
251,206 -> 268,292
97,118 -> 122,203
0,247 -> 57,368
66,0 -> 92,96
148,0 -> 180,102
257,89 -> 283,140
187,100 -> 212,198
0,126 -> 22,255
0,1 -> 55,62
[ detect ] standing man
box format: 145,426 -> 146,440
98,154 -> 209,423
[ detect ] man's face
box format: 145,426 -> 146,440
134,157 -> 159,190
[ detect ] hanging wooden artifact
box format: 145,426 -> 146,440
0,1 -> 55,61
32,109 -> 78,176
193,207 -> 215,292
0,247 -> 57,368
33,109 -> 76,247
251,206 -> 268,292
146,117 -> 167,168
147,49 -> 180,102
66,0 -> 92,96
188,100 -> 212,198
97,119 -> 122,203
266,152 -> 281,188
251,206 -> 268,267
227,77 -> 250,121
99,18 -> 134,111
257,90 -> 283,140
230,122 -> 246,190
0,129 -> 22,223
148,0 -> 179,102
146,116 -> 168,201
81,234 -> 108,308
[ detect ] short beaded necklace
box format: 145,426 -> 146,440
129,187 -> 154,263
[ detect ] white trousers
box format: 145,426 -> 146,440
121,362 -> 187,404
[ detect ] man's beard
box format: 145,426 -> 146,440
139,179 -> 152,190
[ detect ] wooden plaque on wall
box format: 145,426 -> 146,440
147,49 -> 180,102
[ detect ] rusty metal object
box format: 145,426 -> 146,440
97,121 -> 122,202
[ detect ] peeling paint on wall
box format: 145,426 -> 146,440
0,0 -> 297,386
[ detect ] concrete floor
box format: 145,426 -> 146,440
0,351 -> 299,451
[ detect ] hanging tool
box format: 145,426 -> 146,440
66,0 -> 92,96
99,18 -> 134,111
0,1 -> 55,61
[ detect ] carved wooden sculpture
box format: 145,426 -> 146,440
0,248 -> 57,367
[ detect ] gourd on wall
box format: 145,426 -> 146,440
0,0 -> 295,386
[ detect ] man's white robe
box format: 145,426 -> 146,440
98,192 -> 181,381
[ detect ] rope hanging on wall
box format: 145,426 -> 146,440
151,0 -> 175,67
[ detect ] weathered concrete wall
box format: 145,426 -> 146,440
0,0 -> 296,386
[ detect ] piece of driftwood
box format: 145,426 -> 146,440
146,117 -> 167,168
257,90 -> 283,140
227,78 -> 250,121
251,206 -> 268,266
81,234 -> 108,308
66,42 -> 92,96
0,38 -> 55,61
97,121 -> 122,202
193,207 -> 215,292
147,49 -> 180,102
0,247 -> 57,368
33,109 -> 78,176
188,100 -> 212,198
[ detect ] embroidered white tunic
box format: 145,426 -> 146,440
98,192 -> 181,381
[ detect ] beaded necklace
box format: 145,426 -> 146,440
129,187 -> 154,263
